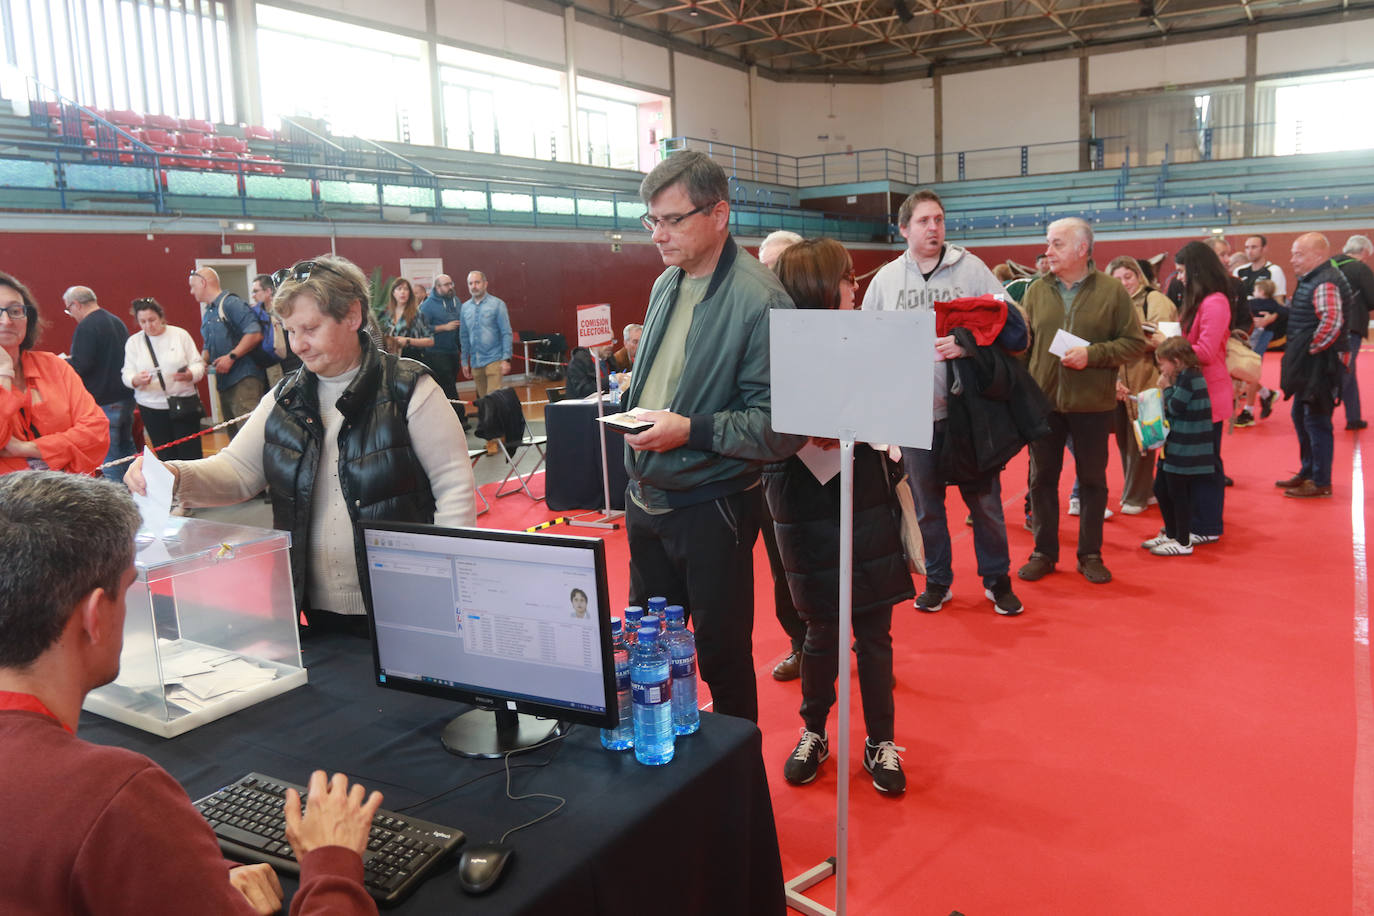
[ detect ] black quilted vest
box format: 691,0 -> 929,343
263,335 -> 436,609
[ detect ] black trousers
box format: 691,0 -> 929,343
1188,421 -> 1225,537
627,487 -> 762,722
800,606 -> 895,743
423,351 -> 467,424
139,405 -> 203,461
759,502 -> 806,655
1029,410 -> 1114,561
1153,469 -> 1195,545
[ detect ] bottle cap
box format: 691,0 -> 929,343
665,604 -> 684,620
647,596 -> 667,611
637,626 -> 657,643
641,615 -> 660,634
624,605 -> 644,622
610,616 -> 622,636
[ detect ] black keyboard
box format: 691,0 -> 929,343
193,772 -> 465,908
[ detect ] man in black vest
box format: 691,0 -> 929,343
63,286 -> 134,482
1335,236 -> 1374,431
1278,233 -> 1351,499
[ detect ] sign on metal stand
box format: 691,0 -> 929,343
770,308 -> 934,915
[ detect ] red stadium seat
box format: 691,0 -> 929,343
109,110 -> 144,129
145,113 -> 180,132
242,125 -> 274,142
180,118 -> 215,134
213,136 -> 248,154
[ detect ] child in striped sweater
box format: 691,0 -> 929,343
1143,337 -> 1215,557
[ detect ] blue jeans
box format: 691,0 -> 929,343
1293,398 -> 1334,487
1343,333 -> 1362,426
1249,326 -> 1275,355
100,399 -> 135,482
902,427 -> 1012,589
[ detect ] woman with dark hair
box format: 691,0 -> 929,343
379,278 -> 434,362
764,238 -> 913,796
0,270 -> 107,474
122,297 -> 206,461
1172,240 -> 1233,543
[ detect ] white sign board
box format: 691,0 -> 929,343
399,258 -> 443,294
770,309 -> 935,449
576,303 -> 614,349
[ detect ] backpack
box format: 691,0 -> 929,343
245,301 -> 287,366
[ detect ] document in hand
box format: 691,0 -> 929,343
598,408 -> 655,434
1048,328 -> 1090,359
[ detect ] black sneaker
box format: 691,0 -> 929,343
983,576 -> 1024,616
1259,389 -> 1276,419
863,738 -> 907,796
1234,409 -> 1255,428
783,729 -> 829,785
915,584 -> 951,613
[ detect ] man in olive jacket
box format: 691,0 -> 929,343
622,151 -> 804,723
1019,217 -> 1146,585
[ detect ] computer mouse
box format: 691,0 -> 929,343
457,841 -> 514,895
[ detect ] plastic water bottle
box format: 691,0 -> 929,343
600,617 -> 634,751
647,596 -> 667,619
662,605 -> 700,736
608,374 -> 620,406
631,626 -> 675,765
641,614 -> 660,638
623,606 -> 644,647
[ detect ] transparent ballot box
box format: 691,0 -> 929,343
83,518 -> 307,738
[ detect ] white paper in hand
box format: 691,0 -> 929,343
1048,328 -> 1090,358
1157,321 -> 1182,338
796,441 -> 841,485
134,446 -> 176,537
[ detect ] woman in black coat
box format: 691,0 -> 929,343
764,239 -> 915,796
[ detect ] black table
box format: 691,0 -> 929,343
544,397 -> 630,512
81,632 -> 785,916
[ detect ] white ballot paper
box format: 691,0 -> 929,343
1158,321 -> 1183,338
133,446 -> 175,536
796,440 -> 841,485
1048,328 -> 1090,359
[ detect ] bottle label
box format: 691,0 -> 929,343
670,656 -> 696,679
632,677 -> 671,705
615,668 -> 630,691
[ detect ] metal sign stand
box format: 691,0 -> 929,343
570,358 -> 624,530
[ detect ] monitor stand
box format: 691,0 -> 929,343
441,708 -> 564,759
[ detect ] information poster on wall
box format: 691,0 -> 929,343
399,258 -> 444,298
576,303 -> 614,349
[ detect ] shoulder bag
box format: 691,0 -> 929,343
144,333 -> 204,422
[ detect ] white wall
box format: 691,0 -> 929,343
942,59 -> 1079,177
672,54 -> 751,145
1257,19 -> 1374,75
296,0 -> 427,34
757,79 -> 934,159
1089,38 -> 1245,94
574,24 -> 670,91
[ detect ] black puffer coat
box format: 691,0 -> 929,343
762,444 -> 914,621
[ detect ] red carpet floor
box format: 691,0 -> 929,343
478,349 -> 1374,915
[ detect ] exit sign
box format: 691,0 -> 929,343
233,242 -> 255,253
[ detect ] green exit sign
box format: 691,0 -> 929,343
233,242 -> 255,253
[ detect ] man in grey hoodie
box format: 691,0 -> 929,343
863,189 -> 1027,618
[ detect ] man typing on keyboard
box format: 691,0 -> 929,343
0,470 -> 381,915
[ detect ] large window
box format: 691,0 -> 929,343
1260,68 -> 1374,156
257,5 -> 431,145
1092,86 -> 1244,167
576,76 -> 654,171
437,47 -> 567,160
3,0 -> 233,122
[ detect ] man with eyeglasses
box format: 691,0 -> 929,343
620,150 -> 804,724
190,267 -> 265,441
418,274 -> 465,420
62,286 -> 135,482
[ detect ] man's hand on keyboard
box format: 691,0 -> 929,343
284,770 -> 385,858
228,863 -> 284,915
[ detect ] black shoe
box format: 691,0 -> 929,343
983,576 -> 1024,616
914,583 -> 951,613
863,738 -> 907,796
1259,390 -> 1276,419
783,729 -> 829,785
1223,475 -> 1234,487
1234,409 -> 1255,428
771,651 -> 801,682
1348,420 -> 1368,431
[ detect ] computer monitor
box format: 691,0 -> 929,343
358,521 -> 616,758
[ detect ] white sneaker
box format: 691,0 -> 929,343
1150,538 -> 1194,556
1067,497 -> 1081,516
1103,508 -> 1114,520
1190,533 -> 1221,545
1141,530 -> 1170,549
1119,503 -> 1147,515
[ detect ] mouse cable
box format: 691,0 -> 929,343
390,728 -> 570,815
497,730 -> 570,844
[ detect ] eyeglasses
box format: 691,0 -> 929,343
0,305 -> 27,320
640,202 -> 717,232
132,297 -> 156,308
271,260 -> 336,288
188,270 -> 204,282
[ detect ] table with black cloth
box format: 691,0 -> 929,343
80,631 -> 785,916
544,396 -> 631,511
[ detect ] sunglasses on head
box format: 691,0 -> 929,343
271,259 -> 337,288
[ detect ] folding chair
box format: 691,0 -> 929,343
494,423 -> 547,501
468,447 -> 490,516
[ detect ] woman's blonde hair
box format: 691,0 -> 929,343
272,254 -> 369,323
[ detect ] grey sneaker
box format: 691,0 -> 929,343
783,729 -> 829,785
863,738 -> 907,796
915,584 -> 951,613
983,576 -> 1024,616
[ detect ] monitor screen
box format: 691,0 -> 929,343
359,521 -> 616,756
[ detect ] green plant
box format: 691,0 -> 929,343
368,267 -> 398,320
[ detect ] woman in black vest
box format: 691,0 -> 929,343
764,238 -> 914,797
126,255 -> 476,630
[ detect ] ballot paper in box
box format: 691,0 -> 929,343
82,518 -> 306,738
1132,387 -> 1170,453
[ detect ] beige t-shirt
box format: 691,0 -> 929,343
636,275 -> 711,411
